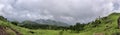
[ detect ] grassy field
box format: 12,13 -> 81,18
0,13 -> 120,35
79,13 -> 120,35
0,20 -> 81,35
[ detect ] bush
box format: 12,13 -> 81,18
6,28 -> 16,35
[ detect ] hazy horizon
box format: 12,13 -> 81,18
0,0 -> 120,25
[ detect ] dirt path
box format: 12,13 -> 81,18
0,26 -> 8,35
0,26 -> 22,35
9,27 -> 22,35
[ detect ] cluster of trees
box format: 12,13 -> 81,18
91,19 -> 101,27
69,23 -> 86,33
11,20 -> 86,33
11,20 -> 69,30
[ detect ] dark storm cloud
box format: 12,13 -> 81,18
0,0 -> 119,24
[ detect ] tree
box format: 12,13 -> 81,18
71,22 -> 86,33
0,16 -> 7,21
74,23 -> 81,33
11,21 -> 19,25
91,19 -> 101,27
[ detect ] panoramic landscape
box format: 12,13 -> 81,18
0,0 -> 120,35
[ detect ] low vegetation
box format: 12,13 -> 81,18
0,13 -> 120,35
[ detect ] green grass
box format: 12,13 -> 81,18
0,20 -> 80,35
6,28 -> 16,35
0,13 -> 120,35
79,13 -> 120,35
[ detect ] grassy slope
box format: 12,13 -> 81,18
0,13 -> 120,35
79,13 -> 120,35
0,20 -> 80,35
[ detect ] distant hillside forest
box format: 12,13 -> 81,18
0,13 -> 120,35
0,16 -> 87,33
0,14 -> 108,33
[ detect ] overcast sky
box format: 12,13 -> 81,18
0,0 -> 120,25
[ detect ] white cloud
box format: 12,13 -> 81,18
0,0 -> 119,25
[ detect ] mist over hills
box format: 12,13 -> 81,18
20,19 -> 69,26
34,19 -> 69,26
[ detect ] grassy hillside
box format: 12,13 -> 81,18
0,13 -> 120,35
79,13 -> 120,35
0,17 -> 79,35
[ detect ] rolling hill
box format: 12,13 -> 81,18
35,19 -> 69,26
0,13 -> 120,35
79,13 -> 120,35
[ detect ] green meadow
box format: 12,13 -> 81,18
0,13 -> 120,35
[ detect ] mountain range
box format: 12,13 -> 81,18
34,19 -> 69,26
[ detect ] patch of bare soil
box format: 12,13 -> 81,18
93,33 -> 105,35
0,26 -> 8,35
9,27 -> 22,35
0,26 -> 22,35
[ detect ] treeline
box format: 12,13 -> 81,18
11,20 -> 86,33
0,16 -> 102,33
